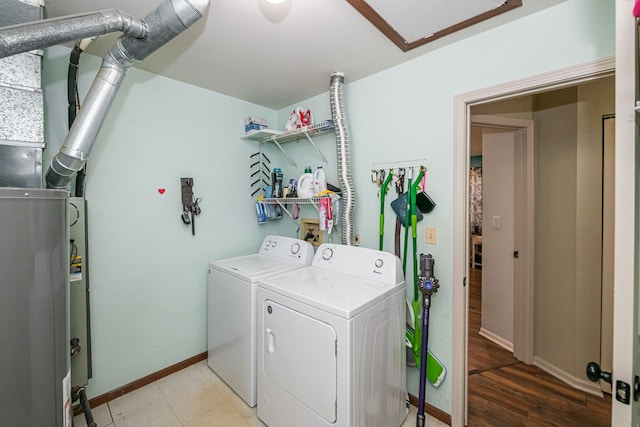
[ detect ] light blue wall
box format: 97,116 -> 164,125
43,45 -> 279,398
278,0 -> 613,414
41,0 -> 614,415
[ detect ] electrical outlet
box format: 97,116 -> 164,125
426,227 -> 437,244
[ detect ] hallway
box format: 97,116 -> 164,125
467,268 -> 611,426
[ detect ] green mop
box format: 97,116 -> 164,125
389,167 -> 446,381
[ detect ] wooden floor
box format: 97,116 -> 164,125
467,268 -> 611,426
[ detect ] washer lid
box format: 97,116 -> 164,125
258,267 -> 405,319
210,255 -> 306,282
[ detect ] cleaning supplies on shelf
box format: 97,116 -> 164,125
318,198 -> 328,231
272,167 -> 284,198
318,197 -> 332,231
255,201 -> 266,224
313,166 -> 327,195
298,167 -> 315,198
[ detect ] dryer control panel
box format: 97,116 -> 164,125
312,243 -> 403,286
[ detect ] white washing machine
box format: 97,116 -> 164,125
256,243 -> 407,427
207,235 -> 314,407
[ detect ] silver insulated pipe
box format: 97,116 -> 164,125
0,10 -> 147,58
329,72 -> 356,245
43,0 -> 210,189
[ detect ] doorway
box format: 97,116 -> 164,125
451,59 -> 616,426
468,116 -> 534,366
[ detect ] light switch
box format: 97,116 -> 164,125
426,227 -> 437,244
492,215 -> 501,229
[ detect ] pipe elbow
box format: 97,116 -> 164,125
98,10 -> 148,39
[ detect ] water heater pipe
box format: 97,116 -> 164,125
47,0 -> 209,189
0,0 -> 210,189
329,72 -> 357,245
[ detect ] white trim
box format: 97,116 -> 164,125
452,56 -> 615,427
612,1 -> 637,423
478,327 -> 514,353
533,356 -> 603,397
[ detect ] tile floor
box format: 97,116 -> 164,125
73,360 -> 447,427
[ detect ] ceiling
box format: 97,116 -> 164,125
42,0 -> 567,110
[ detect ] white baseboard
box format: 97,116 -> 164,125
533,356 -> 603,397
479,327 -> 514,353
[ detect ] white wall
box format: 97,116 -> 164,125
41,0 -> 615,415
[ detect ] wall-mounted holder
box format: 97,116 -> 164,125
300,217 -> 322,247
181,177 -> 201,236
249,147 -> 271,197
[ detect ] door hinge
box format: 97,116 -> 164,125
514,251 -> 519,259
463,277 -> 466,287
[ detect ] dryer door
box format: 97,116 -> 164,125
263,300 -> 337,423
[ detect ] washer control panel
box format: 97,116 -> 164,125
259,235 -> 314,265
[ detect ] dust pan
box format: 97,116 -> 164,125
391,192 -> 423,226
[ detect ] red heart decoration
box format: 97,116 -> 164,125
158,188 -> 166,195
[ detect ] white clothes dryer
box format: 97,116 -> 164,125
207,235 -> 314,407
256,243 -> 407,427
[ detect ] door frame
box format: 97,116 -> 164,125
470,115 -> 534,365
451,57 -> 615,427
612,2 -> 638,424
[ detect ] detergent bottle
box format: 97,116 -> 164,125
313,166 -> 327,195
272,167 -> 284,198
298,167 -> 315,198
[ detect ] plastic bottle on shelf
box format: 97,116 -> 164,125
298,166 -> 314,198
272,168 -> 284,198
313,166 -> 327,195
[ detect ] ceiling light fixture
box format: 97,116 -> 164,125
265,0 -> 287,4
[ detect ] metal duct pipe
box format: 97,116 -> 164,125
0,10 -> 147,58
329,72 -> 357,245
45,0 -> 209,189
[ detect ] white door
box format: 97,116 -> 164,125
611,1 -> 640,424
479,128 -> 516,349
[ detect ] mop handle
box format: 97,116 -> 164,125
379,172 -> 394,251
402,176 -> 412,273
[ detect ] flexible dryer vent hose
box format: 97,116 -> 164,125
329,72 -> 356,245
